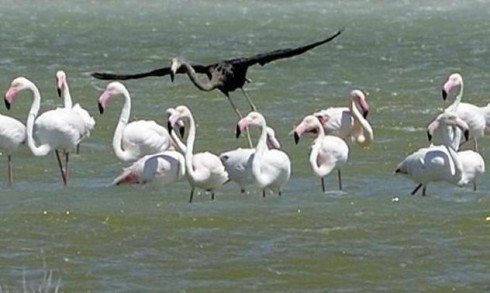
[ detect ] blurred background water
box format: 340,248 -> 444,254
0,0 -> 490,291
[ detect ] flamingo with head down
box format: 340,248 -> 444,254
168,105 -> 228,203
236,112 -> 291,197
313,89 -> 372,147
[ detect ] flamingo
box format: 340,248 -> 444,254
167,105 -> 228,203
219,126 -> 281,193
56,70 -> 95,154
395,112 -> 484,196
236,112 -> 291,197
4,77 -> 87,185
441,72 -> 486,152
313,89 -> 372,147
112,150 -> 185,185
293,115 -> 349,192
0,112 -> 26,185
97,82 -> 173,162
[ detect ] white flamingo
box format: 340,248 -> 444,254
4,77 -> 87,185
168,105 -> 228,203
313,89 -> 371,146
293,115 -> 349,192
56,70 -> 95,153
441,72 -> 486,152
112,150 -> 185,185
0,112 -> 26,185
236,112 -> 291,197
395,112 -> 484,195
97,82 -> 173,162
219,127 -> 281,193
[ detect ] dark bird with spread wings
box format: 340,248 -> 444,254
91,29 -> 343,118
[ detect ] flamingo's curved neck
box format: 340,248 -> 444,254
184,113 -> 198,179
445,145 -> 463,180
350,99 -> 373,147
25,83 -> 52,156
308,121 -> 331,176
252,120 -> 270,186
62,81 -> 73,109
450,79 -> 464,112
112,88 -> 133,161
181,62 -> 217,92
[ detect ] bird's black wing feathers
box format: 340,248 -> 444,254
91,64 -> 210,80
227,29 -> 343,67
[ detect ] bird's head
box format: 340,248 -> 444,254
236,112 -> 266,138
4,76 -> 33,110
168,105 -> 191,133
351,89 -> 369,119
427,111 -> 469,142
291,115 -> 322,144
442,72 -> 463,101
55,70 -> 66,98
97,81 -> 127,115
265,127 -> 281,149
170,57 -> 183,82
166,107 -> 186,137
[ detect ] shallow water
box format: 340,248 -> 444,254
1,0 -> 490,291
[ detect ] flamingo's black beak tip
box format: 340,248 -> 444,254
363,110 -> 369,119
57,88 -> 62,98
442,89 -> 447,101
167,121 -> 173,133
464,129 -> 470,141
235,125 -> 241,139
294,132 -> 300,144
98,103 -> 104,114
427,131 -> 432,142
179,126 -> 185,137
4,98 -> 11,110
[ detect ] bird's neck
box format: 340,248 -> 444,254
181,62 -> 217,91
25,83 -> 51,156
450,81 -> 464,112
350,99 -> 373,147
184,114 -> 198,179
112,89 -> 133,161
252,121 -> 270,186
62,82 -> 73,109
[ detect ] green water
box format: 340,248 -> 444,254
1,0 -> 490,291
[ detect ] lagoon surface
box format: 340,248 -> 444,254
1,0 -> 490,291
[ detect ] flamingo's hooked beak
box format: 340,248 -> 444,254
4,98 -> 11,110
464,129 -> 470,141
235,124 -> 241,138
442,89 -> 448,101
98,102 -> 104,114
293,132 -> 300,144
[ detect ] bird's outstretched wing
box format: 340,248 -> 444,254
226,29 -> 343,67
91,64 -> 209,80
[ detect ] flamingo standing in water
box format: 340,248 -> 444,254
293,115 -> 349,192
0,112 -> 26,185
313,89 -> 372,147
56,70 -> 95,154
219,126 -> 281,193
112,150 -> 185,185
4,77 -> 87,185
236,112 -> 291,197
168,105 -> 228,203
441,73 -> 486,152
395,112 -> 484,196
97,82 -> 173,162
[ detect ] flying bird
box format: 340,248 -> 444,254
91,30 -> 343,118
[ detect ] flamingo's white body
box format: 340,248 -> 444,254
112,150 -> 185,185
56,70 -> 95,153
441,73 -> 486,152
97,82 -> 173,162
219,127 -> 281,193
0,114 -> 26,184
293,115 -> 349,192
396,112 -> 485,195
313,90 -> 372,147
4,77 -> 87,185
237,112 -> 291,196
168,105 -> 228,202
